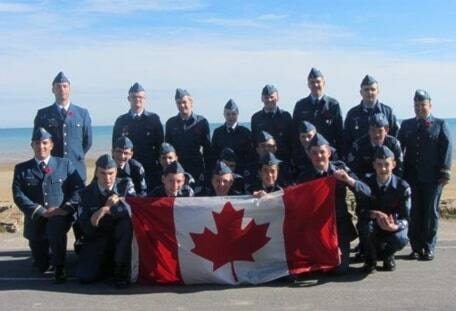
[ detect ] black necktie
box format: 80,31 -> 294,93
61,108 -> 67,119
380,185 -> 387,193
228,127 -> 234,134
39,161 -> 47,174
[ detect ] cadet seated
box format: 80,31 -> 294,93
248,152 -> 283,197
203,161 -> 243,196
219,147 -> 246,194
347,112 -> 403,179
292,120 -> 317,177
112,136 -> 148,197
254,131 -> 293,187
76,154 -> 136,288
149,161 -> 194,197
359,146 -> 410,273
159,142 -> 196,190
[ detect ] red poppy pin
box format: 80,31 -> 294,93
67,111 -> 75,117
424,120 -> 432,128
44,166 -> 53,175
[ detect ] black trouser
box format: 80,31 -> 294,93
360,220 -> 409,263
76,216 -> 132,283
29,215 -> 72,270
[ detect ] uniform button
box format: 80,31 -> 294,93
63,133 -> 67,136
63,124 -> 66,128
64,152 -> 68,155
64,142 -> 67,146
44,202 -> 48,206
44,193 -> 47,196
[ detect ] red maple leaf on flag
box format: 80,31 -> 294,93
190,202 -> 271,282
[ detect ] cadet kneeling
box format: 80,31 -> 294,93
76,154 -> 136,288
360,146 -> 410,273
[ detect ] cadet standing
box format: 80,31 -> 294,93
251,84 -> 294,165
165,88 -> 212,192
211,99 -> 255,182
76,154 -> 135,288
34,72 -> 92,181
398,90 -> 452,260
112,82 -> 164,189
293,68 -> 344,155
12,128 -> 83,283
344,75 -> 399,154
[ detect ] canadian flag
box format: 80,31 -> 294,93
128,177 -> 339,285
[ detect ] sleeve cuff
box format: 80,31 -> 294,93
31,205 -> 46,219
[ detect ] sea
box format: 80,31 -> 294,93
1,120 -> 456,165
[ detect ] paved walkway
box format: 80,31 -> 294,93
0,221 -> 455,310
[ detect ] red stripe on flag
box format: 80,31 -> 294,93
128,197 -> 183,284
282,177 -> 340,274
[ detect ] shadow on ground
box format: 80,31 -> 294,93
0,249 -> 369,295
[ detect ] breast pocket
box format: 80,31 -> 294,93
48,175 -> 64,194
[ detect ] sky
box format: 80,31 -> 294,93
1,0 -> 456,128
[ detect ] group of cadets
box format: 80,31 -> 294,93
12,69 -> 452,288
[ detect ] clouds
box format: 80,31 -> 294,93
0,1 -> 455,128
80,0 -> 206,14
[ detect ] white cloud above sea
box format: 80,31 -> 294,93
1,39 -> 456,128
0,5 -> 456,128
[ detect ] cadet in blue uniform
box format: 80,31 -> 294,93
347,113 -> 403,179
254,131 -> 293,187
247,152 -> 284,196
165,88 -> 212,191
34,72 -> 92,181
203,161 -> 244,196
112,82 -> 164,189
251,85 -> 294,165
292,121 -> 317,177
211,99 -> 256,183
112,136 -> 148,197
149,161 -> 194,197
76,154 -> 135,288
219,147 -> 246,193
12,128 -> 83,283
297,134 -> 371,274
293,68 -> 344,155
344,75 -> 399,155
398,90 -> 452,260
359,146 -> 410,273
159,142 -> 196,190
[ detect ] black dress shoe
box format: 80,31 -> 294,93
383,257 -> 396,271
114,264 -> 130,289
407,251 -> 421,260
362,262 -> 376,274
54,266 -> 67,284
420,251 -> 434,261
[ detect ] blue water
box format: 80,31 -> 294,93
1,120 -> 455,164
